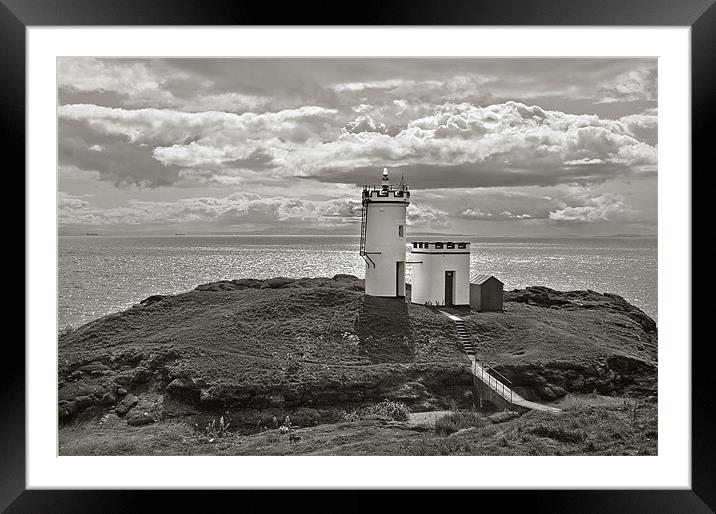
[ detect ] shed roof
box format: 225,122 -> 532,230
470,273 -> 503,285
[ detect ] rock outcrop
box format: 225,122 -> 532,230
505,286 -> 656,334
193,274 -> 364,292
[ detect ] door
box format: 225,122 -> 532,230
445,271 -> 454,306
396,261 -> 405,297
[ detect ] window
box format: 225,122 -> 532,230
398,225 -> 404,237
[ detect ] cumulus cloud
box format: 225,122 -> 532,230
311,101 -> 657,188
548,193 -> 635,223
58,104 -> 341,187
60,99 -> 657,190
57,58 -> 657,234
619,109 -> 658,145
345,115 -> 387,134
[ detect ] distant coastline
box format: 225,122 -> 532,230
59,232 -> 658,239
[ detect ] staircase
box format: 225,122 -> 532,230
454,319 -> 476,356
439,310 -> 561,414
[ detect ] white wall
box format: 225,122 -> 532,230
364,201 -> 407,297
410,250 -> 470,306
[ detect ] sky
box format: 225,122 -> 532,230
57,58 -> 657,236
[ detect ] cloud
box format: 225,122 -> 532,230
457,207 -> 533,220
58,104 -> 340,187
59,119 -> 184,188
177,92 -> 272,113
58,192 -> 91,209
415,182 -> 652,228
58,191 -> 365,228
58,165 -> 101,181
548,193 -> 635,223
345,115 -> 387,134
59,58 -> 275,114
563,158 -> 604,166
59,58 -> 168,96
57,58 -> 657,234
310,101 -> 657,188
59,104 -> 338,146
407,203 -> 449,229
328,74 -> 494,104
619,109 -> 658,145
59,100 -> 658,191
598,67 -> 657,104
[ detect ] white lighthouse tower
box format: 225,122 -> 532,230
360,168 -> 410,297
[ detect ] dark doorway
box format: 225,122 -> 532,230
396,261 -> 405,297
445,271 -> 454,306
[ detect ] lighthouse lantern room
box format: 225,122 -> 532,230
360,169 -> 410,297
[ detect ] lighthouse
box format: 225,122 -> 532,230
360,168 -> 410,297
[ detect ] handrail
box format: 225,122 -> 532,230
450,314 -> 514,405
473,359 -> 513,404
484,363 -> 512,385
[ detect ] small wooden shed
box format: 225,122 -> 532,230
469,274 -> 504,312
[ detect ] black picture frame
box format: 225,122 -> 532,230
5,0 -> 710,511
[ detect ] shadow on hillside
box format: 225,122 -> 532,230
355,295 -> 415,364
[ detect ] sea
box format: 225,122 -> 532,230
58,235 -> 657,329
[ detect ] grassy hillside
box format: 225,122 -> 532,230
443,286 -> 657,401
58,276 -> 657,455
59,276 -> 471,426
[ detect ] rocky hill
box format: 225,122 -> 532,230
58,276 -> 657,449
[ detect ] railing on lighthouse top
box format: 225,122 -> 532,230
361,168 -> 410,201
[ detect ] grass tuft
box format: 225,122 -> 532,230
434,411 -> 485,436
339,400 -> 411,422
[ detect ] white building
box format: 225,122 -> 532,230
409,241 -> 471,306
360,169 -> 410,297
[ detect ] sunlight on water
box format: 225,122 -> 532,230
58,235 -> 657,328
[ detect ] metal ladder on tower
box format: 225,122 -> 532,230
359,201 -> 375,268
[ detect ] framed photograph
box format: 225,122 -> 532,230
9,0 -> 711,510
